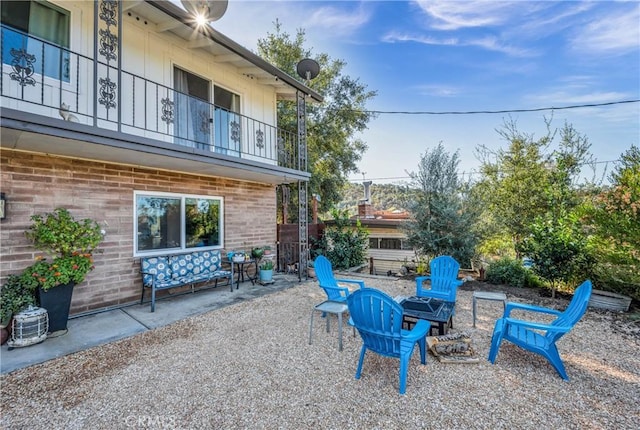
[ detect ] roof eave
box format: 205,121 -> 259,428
146,1 -> 323,103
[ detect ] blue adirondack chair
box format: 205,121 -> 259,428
314,255 -> 365,302
488,280 -> 593,380
347,288 -> 431,395
415,255 -> 463,303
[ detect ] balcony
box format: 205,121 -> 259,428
1,25 -> 304,179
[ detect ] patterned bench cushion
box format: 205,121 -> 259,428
141,250 -> 229,289
141,256 -> 173,288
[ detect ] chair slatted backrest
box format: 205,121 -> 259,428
348,288 -> 404,357
547,280 -> 592,343
314,256 -> 343,300
430,256 -> 461,290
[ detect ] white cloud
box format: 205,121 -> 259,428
570,6 -> 640,55
413,0 -> 522,30
413,84 -> 462,97
382,31 -> 458,46
468,35 -> 537,57
524,90 -> 634,107
513,2 -> 595,37
382,31 -> 535,57
304,3 -> 372,34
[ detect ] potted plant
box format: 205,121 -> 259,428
307,259 -> 316,278
21,208 -> 103,333
0,275 -> 37,330
259,259 -> 274,283
251,247 -> 264,260
263,245 -> 272,256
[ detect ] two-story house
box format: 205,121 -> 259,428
0,0 -> 322,315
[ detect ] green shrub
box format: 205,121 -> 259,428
318,209 -> 369,270
0,275 -> 37,322
486,257 -> 534,288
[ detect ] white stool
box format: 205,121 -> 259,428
472,291 -> 507,327
309,300 -> 349,351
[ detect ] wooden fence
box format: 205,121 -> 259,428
276,223 -> 324,272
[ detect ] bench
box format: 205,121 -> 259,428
140,250 -> 234,312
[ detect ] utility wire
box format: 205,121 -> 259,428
345,100 -> 636,182
355,99 -> 639,115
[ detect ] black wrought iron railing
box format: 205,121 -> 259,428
0,25 -> 300,170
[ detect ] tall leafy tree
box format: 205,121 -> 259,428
478,120 -> 596,296
476,118 -> 552,253
403,143 -> 479,265
257,21 -> 377,219
476,118 -> 594,255
584,145 -> 640,299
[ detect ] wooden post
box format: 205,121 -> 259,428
311,194 -> 318,224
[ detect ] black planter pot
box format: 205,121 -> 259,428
38,282 -> 75,333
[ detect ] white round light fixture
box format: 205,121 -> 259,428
181,0 -> 228,23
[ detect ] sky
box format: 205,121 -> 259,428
190,0 -> 639,184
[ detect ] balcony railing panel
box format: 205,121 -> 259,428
1,25 -> 300,171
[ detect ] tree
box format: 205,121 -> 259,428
476,118 -> 594,255
257,21 -> 377,219
584,145 -> 640,299
518,215 -> 593,297
515,124 -> 596,297
596,145 -> 640,257
403,143 -> 479,265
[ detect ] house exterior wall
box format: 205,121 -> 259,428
365,224 -> 414,275
121,6 -> 276,123
0,149 -> 276,315
2,0 -> 281,161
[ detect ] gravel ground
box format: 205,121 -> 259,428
1,277 -> 639,430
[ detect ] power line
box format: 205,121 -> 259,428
357,99 -> 639,115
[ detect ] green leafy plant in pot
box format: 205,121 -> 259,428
259,259 -> 274,283
22,208 -> 103,333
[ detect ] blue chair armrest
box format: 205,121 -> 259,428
415,276 -> 431,284
504,302 -> 563,318
320,284 -> 351,299
403,319 -> 430,341
504,317 -> 571,333
335,278 -> 366,289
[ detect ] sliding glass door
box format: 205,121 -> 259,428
214,85 -> 240,155
174,67 -> 211,150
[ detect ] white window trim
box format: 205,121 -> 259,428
133,190 -> 224,257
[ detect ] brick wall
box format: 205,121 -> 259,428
0,149 -> 277,314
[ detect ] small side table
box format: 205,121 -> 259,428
472,291 -> 507,327
309,300 -> 349,351
228,259 -> 258,289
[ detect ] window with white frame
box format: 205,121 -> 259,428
134,191 -> 223,255
1,0 -> 70,81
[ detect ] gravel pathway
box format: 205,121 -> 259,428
1,277 -> 638,429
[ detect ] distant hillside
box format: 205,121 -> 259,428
334,182 -> 416,216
